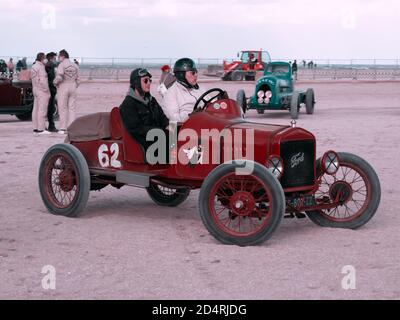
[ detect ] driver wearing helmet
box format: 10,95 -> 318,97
119,68 -> 169,152
162,58 -> 204,123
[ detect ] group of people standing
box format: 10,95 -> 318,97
31,49 -> 79,135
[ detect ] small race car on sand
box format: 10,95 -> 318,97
237,61 -> 315,119
38,88 -> 381,246
0,77 -> 58,121
0,77 -> 34,120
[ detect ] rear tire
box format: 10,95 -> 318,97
236,90 -> 247,114
16,104 -> 33,121
39,143 -> 90,217
232,71 -> 243,81
290,92 -> 299,119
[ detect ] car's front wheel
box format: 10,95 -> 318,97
236,89 -> 247,114
290,92 -> 299,119
305,88 -> 315,114
199,161 -> 285,246
306,152 -> 381,228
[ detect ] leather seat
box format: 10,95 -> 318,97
109,107 -> 146,164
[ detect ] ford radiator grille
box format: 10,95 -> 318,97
280,140 -> 315,188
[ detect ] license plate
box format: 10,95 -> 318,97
286,195 -> 315,208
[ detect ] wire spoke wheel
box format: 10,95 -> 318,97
39,144 -> 90,217
306,152 -> 380,229
199,161 -> 285,246
146,182 -> 190,207
45,153 -> 79,208
210,174 -> 272,237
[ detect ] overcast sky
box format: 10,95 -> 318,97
0,0 -> 399,60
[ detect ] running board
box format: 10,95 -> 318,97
116,171 -> 155,187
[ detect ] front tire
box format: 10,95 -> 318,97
236,89 -> 247,114
39,143 -> 90,217
306,152 -> 381,229
305,88 -> 315,114
290,92 -> 299,119
146,182 -> 190,207
199,161 -> 285,246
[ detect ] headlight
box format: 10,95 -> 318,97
321,151 -> 339,175
266,155 -> 284,179
257,97 -> 264,104
265,91 -> 272,98
257,90 -> 265,98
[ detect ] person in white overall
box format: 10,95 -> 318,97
31,52 -> 51,135
54,49 -> 80,134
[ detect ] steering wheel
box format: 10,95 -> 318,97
193,88 -> 228,112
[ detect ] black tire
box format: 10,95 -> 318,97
305,88 -> 315,114
146,182 -> 190,207
232,71 -> 243,81
15,104 -> 33,121
257,109 -> 265,114
306,152 -> 381,229
290,92 -> 299,119
236,89 -> 247,114
38,143 -> 90,217
198,161 -> 285,246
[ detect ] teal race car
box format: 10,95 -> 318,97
236,61 -> 315,119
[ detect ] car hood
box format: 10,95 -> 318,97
228,121 -> 289,135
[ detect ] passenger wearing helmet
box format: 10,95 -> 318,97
162,58 -> 204,123
119,68 -> 169,152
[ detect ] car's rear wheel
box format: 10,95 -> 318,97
290,92 -> 299,119
39,143 -> 90,217
236,89 -> 247,114
15,103 -> 33,121
232,71 -> 243,81
305,88 -> 315,114
146,182 -> 190,207
306,152 -> 381,228
199,161 -> 285,246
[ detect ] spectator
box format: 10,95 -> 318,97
16,59 -> 23,72
292,59 -> 298,80
302,60 -> 306,68
45,52 -> 58,132
7,58 -> 14,79
0,59 -> 7,77
54,49 -> 80,134
31,52 -> 51,135
21,57 -> 28,70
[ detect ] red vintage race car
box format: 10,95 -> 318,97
38,88 -> 381,246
